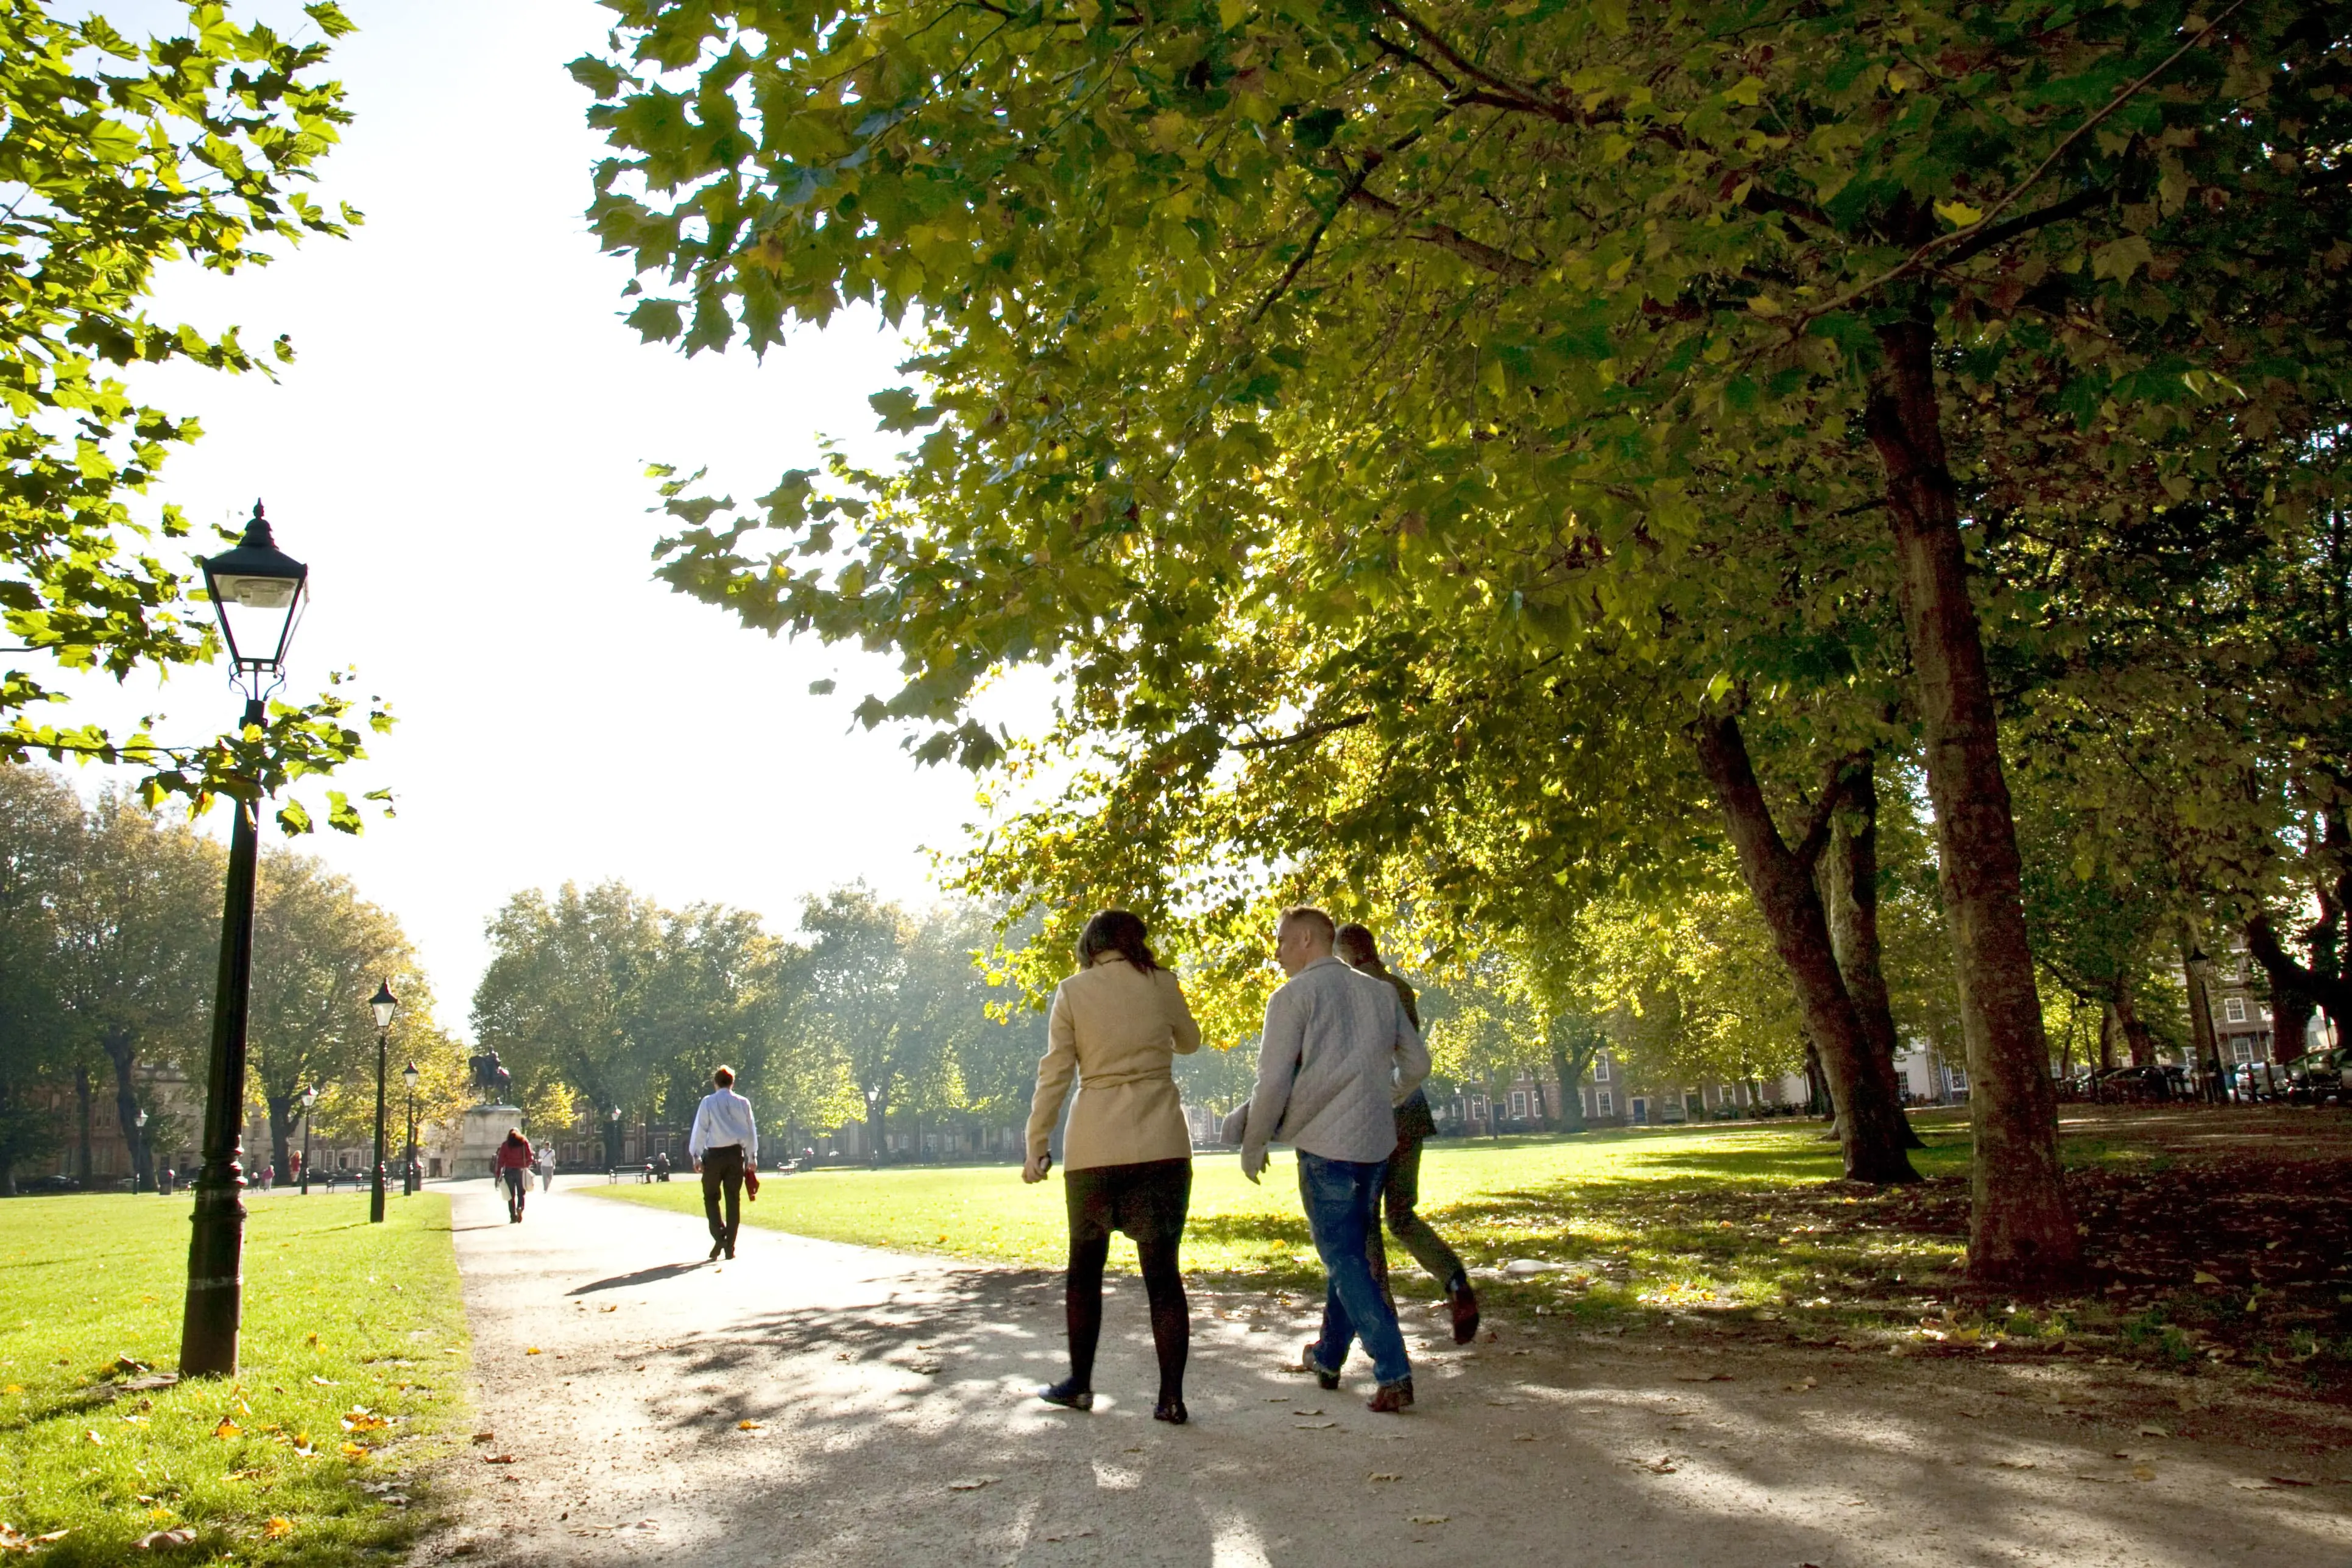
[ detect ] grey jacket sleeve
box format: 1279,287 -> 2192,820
1241,984 -> 1304,1173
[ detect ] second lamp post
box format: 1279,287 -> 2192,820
368,980 -> 397,1223
401,1061 -> 420,1196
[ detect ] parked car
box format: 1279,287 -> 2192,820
2286,1047 -> 2352,1107
2091,1064 -> 2186,1103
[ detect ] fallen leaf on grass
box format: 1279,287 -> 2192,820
339,1443 -> 370,1462
262,1518 -> 293,1540
133,1528 -> 195,1550
309,1376 -> 336,1387
2,1385 -> 19,1396
947,1477 -> 996,1492
210,1419 -> 238,1440
82,1429 -> 104,1446
340,1409 -> 387,1434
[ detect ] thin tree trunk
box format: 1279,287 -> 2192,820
1821,757 -> 1926,1148
266,1093 -> 294,1187
2110,978 -> 2158,1067
1692,713 -> 1917,1183
102,1028 -> 149,1191
1865,312 -> 2078,1285
74,1064 -> 93,1183
2180,922 -> 2225,1101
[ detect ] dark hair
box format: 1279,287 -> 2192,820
713,1065 -> 735,1088
1334,922 -> 1379,962
503,1128 -> 524,1145
1076,909 -> 1159,973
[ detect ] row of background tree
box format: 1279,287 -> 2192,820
8,744 -> 2296,1196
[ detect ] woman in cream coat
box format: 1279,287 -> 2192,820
1023,909 -> 1202,1423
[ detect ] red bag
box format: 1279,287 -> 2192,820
743,1168 -> 760,1202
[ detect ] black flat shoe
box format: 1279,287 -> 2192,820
1153,1397 -> 1188,1425
1299,1343 -> 1340,1391
709,1242 -> 723,1260
1037,1378 -> 1094,1411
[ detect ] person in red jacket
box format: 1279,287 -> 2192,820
493,1129 -> 535,1224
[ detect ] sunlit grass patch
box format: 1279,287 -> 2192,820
0,1192 -> 471,1564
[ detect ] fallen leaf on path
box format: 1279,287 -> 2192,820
1296,1420 -> 1338,1430
133,1528 -> 195,1550
947,1477 -> 996,1492
481,1455 -> 516,1466
1367,1473 -> 1400,1483
1636,1457 -> 1678,1474
2132,1465 -> 2156,1481
736,1421 -> 762,1432
1673,1373 -> 1734,1382
2136,1425 -> 2170,1438
1292,1408 -> 1324,1417
1513,1433 -> 1537,1442
2268,1475 -> 2317,1488
1407,1515 -> 1449,1525
524,1348 -> 541,1356
1041,1528 -> 1095,1542
601,1305 -> 616,1313
1995,1460 -> 2035,1470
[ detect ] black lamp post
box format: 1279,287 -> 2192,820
181,502 -> 308,1379
401,1062 -> 419,1196
369,981 -> 397,1223
132,1108 -> 148,1192
298,1085 -> 316,1195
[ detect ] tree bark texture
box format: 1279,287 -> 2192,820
1820,758 -> 1926,1148
104,1028 -> 149,1190
2108,979 -> 2159,1067
74,1064 -> 92,1183
1549,1043 -> 1589,1132
1693,713 -> 1918,1183
266,1093 -> 294,1188
1865,315 -> 2078,1285
2178,923 -> 2223,1099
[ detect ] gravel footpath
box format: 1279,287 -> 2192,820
415,1173 -> 2352,1567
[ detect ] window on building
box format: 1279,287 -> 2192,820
1597,1090 -> 1614,1117
2230,1037 -> 2255,1063
2223,996 -> 2248,1023
1592,1056 -> 1610,1082
1510,1090 -> 1528,1119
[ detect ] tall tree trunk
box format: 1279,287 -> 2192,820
73,1064 -> 93,1183
2179,922 -> 2225,1100
2272,980 -> 2317,1064
1549,1044 -> 1587,1132
102,1028 -> 149,1192
1820,757 -> 1926,1148
1801,1034 -> 1830,1117
1865,313 -> 2078,1285
266,1093 -> 295,1187
2097,1003 -> 2119,1070
1693,713 -> 1918,1183
866,1087 -> 886,1167
2109,978 -> 2158,1067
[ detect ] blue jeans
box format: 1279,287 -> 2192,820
1298,1153 -> 1411,1386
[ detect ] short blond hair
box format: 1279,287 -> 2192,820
1278,905 -> 1335,945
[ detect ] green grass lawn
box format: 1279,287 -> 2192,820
595,1116 -> 1983,1310
0,1190 -> 471,1564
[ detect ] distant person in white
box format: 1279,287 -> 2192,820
1240,905 -> 1430,1412
689,1065 -> 758,1260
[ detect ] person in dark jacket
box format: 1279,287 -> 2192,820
1336,923 -> 1480,1344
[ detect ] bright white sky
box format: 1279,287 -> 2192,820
48,1 -> 1042,1024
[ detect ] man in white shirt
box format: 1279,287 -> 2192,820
1241,906 -> 1430,1412
688,1065 -> 758,1260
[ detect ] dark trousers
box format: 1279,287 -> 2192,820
701,1145 -> 744,1248
1368,1126 -> 1469,1298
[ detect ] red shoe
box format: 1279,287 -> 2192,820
1367,1377 -> 1414,1413
1448,1282 -> 1481,1346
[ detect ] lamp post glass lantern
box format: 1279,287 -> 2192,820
401,1062 -> 419,1196
298,1085 -> 316,1196
181,503 -> 308,1380
369,981 -> 397,1224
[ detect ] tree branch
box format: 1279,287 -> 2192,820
1232,713 -> 1372,752
1346,185 -> 1541,282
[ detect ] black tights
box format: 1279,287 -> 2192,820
1065,1236 -> 1187,1401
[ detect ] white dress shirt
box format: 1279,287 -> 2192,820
1242,955 -> 1429,1172
688,1087 -> 758,1161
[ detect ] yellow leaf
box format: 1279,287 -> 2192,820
2192,1271 -> 2221,1285
1934,199 -> 1983,228
1218,0 -> 1246,29
1746,294 -> 1783,317
263,1517 -> 294,1539
213,1419 -> 241,1440
339,1442 -> 369,1461
3,1384 -> 20,1396
737,1419 -> 763,1431
524,1347 -> 542,1355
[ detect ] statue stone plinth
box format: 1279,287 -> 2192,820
451,1104 -> 524,1181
